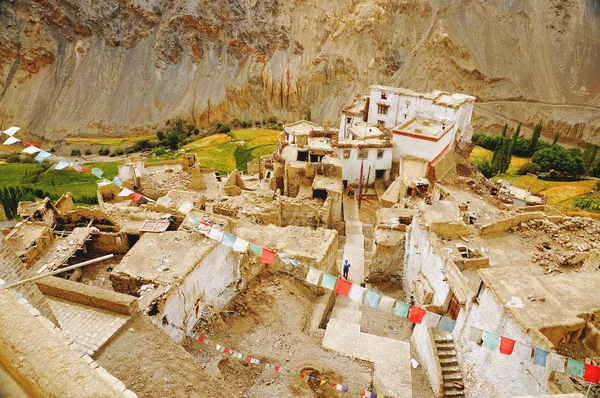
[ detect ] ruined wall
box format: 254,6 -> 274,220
479,212 -> 545,236
411,323 -> 444,397
368,228 -> 405,281
452,288 -> 555,397
89,232 -> 130,255
161,244 -> 238,337
18,225 -> 54,267
0,239 -> 57,324
281,199 -> 320,228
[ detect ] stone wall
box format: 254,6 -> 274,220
411,324 -> 444,396
367,228 -> 405,281
89,232 -> 130,254
0,239 -> 57,324
281,199 -> 320,228
479,212 -> 545,236
37,276 -> 138,315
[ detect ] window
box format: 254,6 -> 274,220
377,105 -> 388,115
475,281 -> 486,303
377,120 -> 385,126
343,150 -> 351,159
346,117 -> 352,124
358,149 -> 369,159
377,149 -> 384,159
381,92 -> 387,100
297,151 -> 308,162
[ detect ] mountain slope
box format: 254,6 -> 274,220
0,0 -> 599,144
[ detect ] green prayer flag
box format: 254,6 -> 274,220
482,331 -> 500,350
250,243 -> 263,256
438,317 -> 457,333
353,389 -> 360,395
320,273 -> 337,290
394,300 -> 410,317
566,358 -> 584,377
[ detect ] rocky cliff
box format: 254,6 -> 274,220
0,0 -> 599,145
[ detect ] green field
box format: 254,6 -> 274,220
184,129 -> 280,172
67,135 -> 156,146
470,145 -> 599,216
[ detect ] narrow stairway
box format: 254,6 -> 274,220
435,335 -> 465,397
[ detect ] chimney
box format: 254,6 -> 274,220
415,128 -> 422,134
423,120 -> 430,126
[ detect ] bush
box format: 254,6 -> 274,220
84,149 -> 92,155
517,162 -> 541,175
155,148 -> 166,156
156,131 -> 165,140
115,148 -> 124,156
49,147 -> 55,153
591,162 -> 600,178
109,152 -> 116,157
512,138 -> 531,157
267,115 -> 278,124
532,145 -> 585,176
476,160 -> 493,178
164,133 -> 180,150
217,125 -> 231,134
71,149 -> 81,156
597,180 -> 600,191
98,148 -> 110,156
5,153 -> 21,163
471,133 -> 486,146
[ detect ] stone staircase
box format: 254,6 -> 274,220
435,335 -> 465,397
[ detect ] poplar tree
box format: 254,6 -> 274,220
530,122 -> 542,155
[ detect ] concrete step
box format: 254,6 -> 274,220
440,357 -> 458,365
346,234 -> 365,246
435,337 -> 453,344
444,382 -> 464,390
438,350 -> 457,358
443,372 -> 462,381
444,389 -> 465,397
436,343 -> 455,350
442,366 -> 460,374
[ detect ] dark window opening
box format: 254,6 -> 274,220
297,151 -> 309,162
313,189 -> 328,200
407,187 -> 413,196
377,105 -> 388,115
377,149 -> 384,159
215,171 -> 222,182
375,169 -> 385,179
346,117 -> 352,124
162,316 -> 169,326
127,234 -> 139,248
381,92 -> 387,100
309,154 -> 323,163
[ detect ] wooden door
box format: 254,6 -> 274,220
447,292 -> 461,321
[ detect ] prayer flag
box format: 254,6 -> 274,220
371,392 -> 377,398
379,295 -> 395,312
208,228 -> 224,242
320,380 -> 327,386
343,386 -> 348,393
113,176 -> 122,187
305,267 -> 323,285
353,389 -> 359,395
290,259 -> 301,266
91,168 -> 103,178
513,342 -> 532,361
408,306 -> 426,324
349,285 -> 365,303
250,243 -> 262,256
245,356 -> 251,362
117,188 -> 134,197
55,160 -> 70,170
468,326 -> 483,344
232,237 -> 249,252
482,331 -> 500,351
334,278 -> 352,296
132,192 -> 143,201
438,317 -> 456,333
156,196 -> 171,207
533,348 -> 549,367
222,232 -> 237,247
23,141 -> 39,148
22,145 -> 41,154
278,253 -> 290,264
360,391 -> 365,397
499,337 -> 516,355
336,384 -> 342,391
35,151 -> 51,162
566,358 -> 585,377
3,126 -> 20,136
422,312 -> 441,328
394,301 -> 410,318
189,217 -> 201,225
81,168 -> 92,174
260,248 -> 277,264
275,366 -> 280,372
548,353 -> 566,373
3,136 -> 20,145
584,364 -> 600,384
178,203 -> 193,214
98,179 -> 112,187
320,273 -> 337,290
365,290 -> 382,308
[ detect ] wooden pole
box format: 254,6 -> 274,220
0,254 -> 114,290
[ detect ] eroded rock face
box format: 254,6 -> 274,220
0,0 -> 599,143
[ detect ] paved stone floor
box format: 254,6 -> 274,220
47,297 -> 130,356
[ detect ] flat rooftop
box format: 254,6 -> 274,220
313,174 -> 344,194
112,231 -> 217,285
479,267 -> 600,336
283,120 -> 323,136
307,137 -> 333,151
371,85 -> 475,108
348,122 -> 384,139
343,95 -> 369,116
393,117 -> 452,140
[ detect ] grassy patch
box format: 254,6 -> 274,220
0,145 -> 22,152
470,145 -> 531,175
67,135 -> 156,146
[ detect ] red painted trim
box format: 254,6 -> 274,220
428,143 -> 451,166
392,122 -> 455,142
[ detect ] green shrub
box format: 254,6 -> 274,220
115,148 -> 124,156
517,162 -> 541,175
267,115 -> 278,124
217,125 -> 231,134
49,147 -> 55,153
84,149 -> 92,155
155,148 -> 166,156
71,149 -> 81,156
109,152 -> 116,157
596,180 -> 600,191
156,131 -> 165,140
476,160 -> 493,178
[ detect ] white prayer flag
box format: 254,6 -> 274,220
34,151 -> 51,162
422,312 -> 442,328
178,203 -> 193,215
117,188 -> 134,197
379,295 -> 396,312
278,253 -> 291,264
3,136 -> 20,145
208,228 -> 224,242
548,353 -> 566,373
156,196 -> 171,207
55,160 -> 71,170
232,237 -> 249,252
98,179 -> 112,187
3,127 -> 20,136
305,267 -> 323,285
513,342 -> 532,361
348,284 -> 366,303
22,146 -> 41,154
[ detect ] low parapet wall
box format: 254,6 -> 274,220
37,276 -> 138,315
479,212 -> 545,236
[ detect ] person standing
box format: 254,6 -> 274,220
347,184 -> 354,198
343,260 -> 351,280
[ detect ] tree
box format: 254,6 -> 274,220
165,133 -> 180,150
552,132 -> 561,145
156,131 -> 165,140
591,162 -> 600,178
583,146 -> 598,173
0,186 -> 32,220
307,108 -> 312,121
530,122 -> 542,155
532,145 -> 585,176
491,138 -> 505,175
476,160 -> 493,178
501,124 -> 508,138
517,162 -> 541,175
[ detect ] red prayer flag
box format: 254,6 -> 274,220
300,374 -> 305,379
584,364 -> 600,384
408,306 -> 426,324
275,366 -> 280,372
198,336 -> 204,343
331,383 -> 336,387
334,278 -> 352,296
360,390 -> 365,397
80,168 -> 92,174
132,192 -> 143,201
245,356 -> 251,362
224,348 -> 230,354
499,337 -> 516,355
23,142 -> 40,148
260,248 -> 277,264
